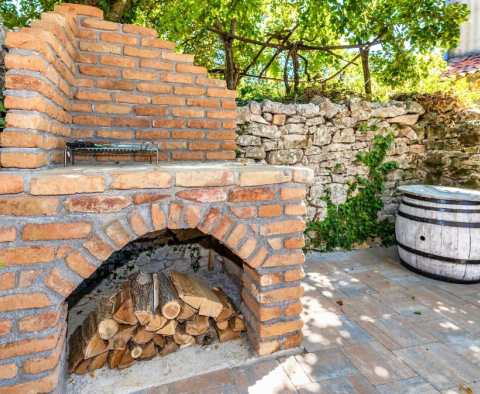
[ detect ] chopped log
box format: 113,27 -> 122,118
170,270 -> 222,318
177,299 -> 197,321
185,314 -> 209,336
144,314 -> 167,332
118,347 -> 135,370
153,335 -> 165,349
157,273 -> 181,319
230,315 -> 247,332
139,341 -> 157,360
129,271 -> 156,325
215,320 -> 229,330
130,342 -> 143,359
112,282 -> 137,325
89,352 -> 109,372
96,296 -> 119,340
107,324 -> 137,351
83,312 -> 108,359
68,325 -> 85,372
196,320 -> 217,346
212,287 -> 234,322
174,324 -> 194,346
156,320 -> 177,336
159,337 -> 177,357
109,348 -> 127,369
180,336 -> 196,350
214,320 -> 241,343
212,286 -> 246,332
132,325 -> 155,345
73,358 -> 92,375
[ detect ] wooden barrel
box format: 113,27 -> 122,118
396,185 -> 480,284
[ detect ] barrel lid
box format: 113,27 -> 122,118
398,185 -> 480,202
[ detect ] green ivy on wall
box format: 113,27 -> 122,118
305,131 -> 399,252
0,88 -> 5,129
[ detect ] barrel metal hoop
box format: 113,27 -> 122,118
398,210 -> 480,228
402,200 -> 480,214
404,193 -> 480,206
398,257 -> 480,284
397,241 -> 480,264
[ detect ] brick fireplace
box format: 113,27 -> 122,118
0,4 -> 313,393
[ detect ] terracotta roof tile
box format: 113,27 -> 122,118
441,54 -> 480,79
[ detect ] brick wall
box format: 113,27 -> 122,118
1,4 -> 237,169
0,164 -> 313,392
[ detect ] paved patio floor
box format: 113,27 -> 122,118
136,247 -> 480,394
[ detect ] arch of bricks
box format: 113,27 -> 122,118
0,164 -> 313,393
1,3 -> 237,169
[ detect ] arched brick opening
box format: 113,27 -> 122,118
0,164 -> 312,393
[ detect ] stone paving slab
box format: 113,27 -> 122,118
135,247 -> 480,394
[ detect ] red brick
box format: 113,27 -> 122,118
19,305 -> 63,332
176,189 -> 226,203
187,98 -> 219,108
176,170 -> 234,187
284,332 -> 303,350
197,77 -> 226,87
207,110 -> 236,119
63,196 -> 131,213
207,131 -> 236,140
72,102 -> 92,112
222,101 -> 237,109
258,204 -> 281,218
229,206 -> 257,219
18,269 -> 43,288
176,64 -> 207,74
153,119 -> 186,128
190,142 -> 219,151
225,224 -> 246,250
83,236 -> 114,261
0,272 -> 15,291
151,96 -> 185,106
260,220 -> 306,236
0,362 -> 61,393
115,93 -> 150,104
207,88 -> 237,98
172,108 -> 204,118
57,3 -> 103,17
167,202 -> 183,229
229,188 -> 275,202
134,106 -> 169,116
56,245 -> 72,259
0,226 -> 16,242
0,363 -> 18,380
79,65 -> 118,77
184,205 -> 201,228
124,46 -> 159,59
105,220 -> 132,248
76,90 -> 114,102
79,41 -> 121,54
96,103 -> 131,114
133,192 -> 170,204
0,176 -> 23,194
172,131 -> 204,139
0,152 -> 48,169
74,115 -> 112,127
246,246 -> 268,269
128,210 -> 149,236
0,246 -> 54,267
249,283 -> 304,305
0,293 -> 51,313
44,269 -> 75,297
0,320 -> 13,336
122,69 -> 157,80
5,53 -> 47,74
174,86 -> 205,96
242,290 -> 281,322
284,300 -> 303,317
284,268 -> 304,282
171,152 -> 204,160
123,24 -> 157,37
161,52 -> 194,62
285,236 -> 305,249
244,265 -> 281,287
114,117 -> 150,128
141,37 -> 174,49
22,222 -> 92,241
160,73 -> 193,84
100,55 -> 136,67
285,203 -> 306,215
30,175 -> 104,195
222,121 -> 237,130
212,216 -> 234,240
100,32 -> 137,44
197,208 -> 221,234
188,120 -> 219,129
137,83 -> 171,94
65,251 -> 96,278
110,171 -> 171,189
151,204 -> 167,230
262,253 -> 305,268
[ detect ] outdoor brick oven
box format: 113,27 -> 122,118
0,4 -> 313,393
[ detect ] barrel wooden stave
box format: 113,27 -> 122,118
396,190 -> 480,283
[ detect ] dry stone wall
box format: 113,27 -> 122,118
236,97 -> 480,223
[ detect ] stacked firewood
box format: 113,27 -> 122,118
68,270 -> 246,374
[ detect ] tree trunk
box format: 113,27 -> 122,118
108,0 -> 133,22
359,45 -> 372,96
217,19 -> 238,90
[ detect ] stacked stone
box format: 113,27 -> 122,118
236,98 -> 426,222
0,164 -> 312,392
0,22 -> 8,90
